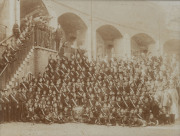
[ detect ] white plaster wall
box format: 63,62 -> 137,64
0,0 -> 20,37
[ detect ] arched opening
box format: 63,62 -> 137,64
96,25 -> 122,61
58,12 -> 87,48
131,33 -> 155,56
164,39 -> 180,61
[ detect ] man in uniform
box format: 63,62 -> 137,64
0,90 -> 5,123
3,89 -> 11,122
82,107 -> 90,123
20,77 -> 29,90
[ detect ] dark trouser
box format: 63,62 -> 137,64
21,102 -> 26,121
100,117 -> 108,125
110,118 -> 116,125
3,109 -> 7,122
0,109 -> 3,123
8,107 -> 11,122
5,104 -> 11,122
159,114 -> 171,124
170,114 -> 175,124
122,119 -> 129,126
89,117 -> 96,124
56,40 -> 60,51
117,117 -> 123,125
11,103 -> 17,121
58,119 -> 65,124
16,106 -> 21,121
82,115 -> 89,123
159,114 -> 166,124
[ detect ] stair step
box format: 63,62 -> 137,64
11,78 -> 15,82
18,67 -> 21,72
15,71 -> 19,76
14,82 -> 18,87
6,85 -> 10,90
9,81 -> 13,86
23,61 -> 26,65
28,52 -> 32,56
18,66 -> 22,71
20,62 -> 24,68
30,48 -> 34,52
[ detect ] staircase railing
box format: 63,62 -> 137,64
0,24 -> 56,89
0,28 -> 35,89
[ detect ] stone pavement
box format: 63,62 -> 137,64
0,121 -> 180,136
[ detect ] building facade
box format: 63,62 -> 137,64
0,0 -> 180,61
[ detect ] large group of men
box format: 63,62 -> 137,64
0,46 -> 179,126
0,12 -> 179,127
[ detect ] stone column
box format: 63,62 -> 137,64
84,27 -> 92,61
148,40 -> 160,56
159,41 -> 164,56
122,33 -> 131,58
8,0 -> 15,36
16,0 -> 20,25
113,38 -> 124,58
92,28 -> 96,60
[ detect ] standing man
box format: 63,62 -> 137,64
9,88 -> 19,121
0,90 -> 5,123
13,21 -> 20,39
3,90 -> 10,122
55,24 -> 64,52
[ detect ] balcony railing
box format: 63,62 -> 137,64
34,26 -> 55,50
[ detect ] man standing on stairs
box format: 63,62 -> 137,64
3,89 -> 11,122
0,90 -> 5,123
13,21 -> 20,39
55,24 -> 64,52
20,77 -> 29,90
9,88 -> 19,122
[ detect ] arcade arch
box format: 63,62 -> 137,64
163,39 -> 180,61
58,12 -> 88,48
131,33 -> 155,56
96,25 -> 122,60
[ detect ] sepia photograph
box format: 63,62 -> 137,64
0,0 -> 180,136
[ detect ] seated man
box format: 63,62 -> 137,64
147,113 -> 158,126
108,108 -> 117,126
82,107 -> 90,123
116,108 -> 124,126
63,107 -> 73,123
33,103 -> 44,122
57,112 -> 65,124
131,115 -> 145,127
99,103 -> 109,125
158,106 -> 171,125
137,108 -> 146,124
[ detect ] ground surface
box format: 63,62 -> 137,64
0,121 -> 180,136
